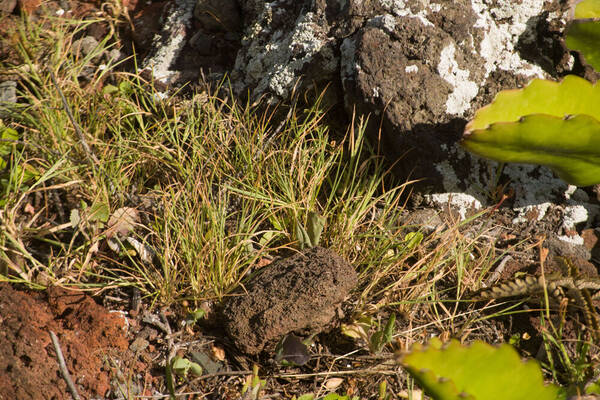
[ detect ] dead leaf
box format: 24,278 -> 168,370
210,345 -> 226,361
324,378 -> 344,390
24,203 -> 35,215
256,257 -> 272,268
106,207 -> 139,239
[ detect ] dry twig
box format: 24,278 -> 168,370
49,330 -> 81,400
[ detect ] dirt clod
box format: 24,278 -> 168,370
221,246 -> 358,355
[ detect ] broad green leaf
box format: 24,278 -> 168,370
88,201 -> 110,223
462,113 -> 600,186
296,211 -> 326,249
399,338 -> 564,400
0,127 -> 18,156
466,75 -> 600,131
573,0 -> 600,19
566,20 -> 600,71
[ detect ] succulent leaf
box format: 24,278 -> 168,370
573,0 -> 600,18
566,20 -> 600,71
465,76 -> 600,131
463,76 -> 600,186
399,338 -> 564,400
462,114 -> 600,186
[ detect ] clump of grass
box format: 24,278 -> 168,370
0,13 -> 498,325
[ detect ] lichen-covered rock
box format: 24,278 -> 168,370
231,0 -> 339,102
221,246 -> 357,355
340,0 -> 570,190
194,0 -> 241,32
228,0 -> 576,191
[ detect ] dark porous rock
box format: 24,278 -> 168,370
221,246 -> 357,355
194,0 -> 241,32
339,0 -> 570,191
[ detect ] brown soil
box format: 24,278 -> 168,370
0,283 -> 129,399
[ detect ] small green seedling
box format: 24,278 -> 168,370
184,308 -> 206,327
462,0 -> 600,187
296,211 -> 326,249
241,365 -> 266,400
342,313 -> 396,354
169,356 -> 203,378
165,355 -> 203,399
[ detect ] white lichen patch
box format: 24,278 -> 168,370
436,143 -> 490,196
340,38 -> 358,82
438,44 -> 479,115
556,203 -> 600,245
557,234 -> 585,246
379,0 -> 435,27
502,164 -> 599,243
237,10 -> 336,101
471,0 -> 549,78
368,14 -> 397,34
562,204 -> 589,231
426,192 -> 483,220
505,164 -> 568,223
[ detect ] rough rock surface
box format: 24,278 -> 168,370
229,0 -> 575,188
221,246 -> 358,355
